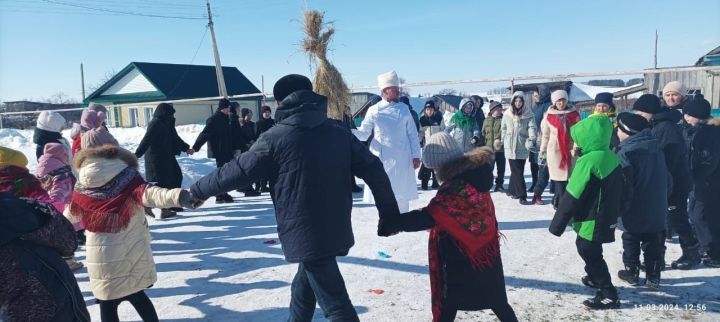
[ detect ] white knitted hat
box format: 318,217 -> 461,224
36,111 -> 66,132
662,81 -> 686,96
377,71 -> 400,91
421,132 -> 463,169
551,90 -> 569,104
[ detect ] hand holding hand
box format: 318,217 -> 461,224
179,189 -> 205,209
413,158 -> 421,169
377,216 -> 402,237
187,149 -> 195,155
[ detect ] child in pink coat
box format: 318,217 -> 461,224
37,143 -> 76,210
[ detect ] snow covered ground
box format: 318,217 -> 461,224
2,125 -> 719,321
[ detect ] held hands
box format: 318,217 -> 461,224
179,189 -> 205,209
186,149 -> 195,156
412,158 -> 421,169
377,216 -> 402,237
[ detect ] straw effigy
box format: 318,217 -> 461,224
302,10 -> 350,121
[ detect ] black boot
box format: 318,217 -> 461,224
617,265 -> 640,286
671,249 -> 701,270
421,180 -> 429,190
581,276 -> 599,288
646,262 -> 662,289
431,180 -> 440,189
583,289 -> 620,310
494,185 -> 506,193
160,208 -> 177,219
703,257 -> 720,268
518,198 -> 532,205
351,184 -> 363,193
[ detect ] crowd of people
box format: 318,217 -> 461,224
0,71 -> 718,321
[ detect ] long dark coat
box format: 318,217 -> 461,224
135,104 -> 190,188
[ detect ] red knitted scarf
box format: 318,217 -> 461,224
426,180 -> 500,322
69,167 -> 146,233
546,110 -> 580,170
0,166 -> 47,198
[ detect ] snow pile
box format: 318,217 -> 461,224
3,125 -> 719,321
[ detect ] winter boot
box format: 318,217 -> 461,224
421,181 -> 429,190
170,207 -> 184,212
494,185 -> 506,193
431,180 -> 440,189
703,257 -> 720,268
532,195 -> 544,205
645,263 -> 661,290
671,250 -> 701,270
144,207 -> 155,217
617,265 -> 640,286
583,289 -> 620,310
244,190 -> 261,197
518,198 -> 532,205
581,276 -> 599,288
160,209 -> 177,219
216,194 -> 234,204
351,184 -> 363,193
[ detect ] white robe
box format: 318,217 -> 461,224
353,100 -> 421,212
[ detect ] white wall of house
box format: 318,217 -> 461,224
110,99 -> 261,128
102,69 -> 157,95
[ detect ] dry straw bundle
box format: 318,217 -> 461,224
302,10 -> 350,121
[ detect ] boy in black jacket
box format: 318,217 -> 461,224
614,113 -> 669,288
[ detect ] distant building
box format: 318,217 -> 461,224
83,62 -> 262,127
0,101 -> 81,129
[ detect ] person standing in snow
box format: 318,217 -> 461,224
501,91 -> 536,205
682,96 -> 720,268
189,74 -> 400,321
482,101 -> 506,192
381,133 -> 518,322
470,95 -> 486,145
192,98 -> 236,204
67,129 -> 194,322
33,111 -> 70,161
549,114 -> 623,310
71,107 -> 106,156
592,92 -> 620,150
255,105 -> 276,193
534,90 -> 581,208
353,71 -> 421,213
633,94 -> 701,270
135,102 -> 194,219
528,86 -> 552,192
238,107 -> 261,197
614,113 -> 669,289
419,100 -> 445,190
0,193 -> 90,322
446,98 -> 482,153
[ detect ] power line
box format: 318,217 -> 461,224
40,0 -> 207,20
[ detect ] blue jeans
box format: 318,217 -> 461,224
288,256 -> 359,322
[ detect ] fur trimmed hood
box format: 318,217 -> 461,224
435,146 -> 494,182
74,145 -> 138,170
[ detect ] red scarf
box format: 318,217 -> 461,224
0,166 -> 48,199
426,180 -> 500,322
69,167 -> 146,233
546,110 -> 580,170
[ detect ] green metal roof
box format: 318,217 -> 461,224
84,62 -> 261,105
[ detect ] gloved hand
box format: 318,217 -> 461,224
179,189 -> 204,209
493,139 -> 503,151
377,216 -> 402,237
525,139 -> 535,151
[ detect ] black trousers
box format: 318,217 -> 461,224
622,231 -> 665,275
507,159 -> 527,199
418,163 -> 436,184
438,302 -> 518,322
98,291 -> 158,322
288,256 -> 358,322
492,152 -> 506,187
667,193 -> 699,255
576,237 -> 617,297
553,181 -> 568,208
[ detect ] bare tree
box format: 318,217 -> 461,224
437,88 -> 457,96
42,92 -> 79,104
399,77 -> 411,97
87,69 -> 118,94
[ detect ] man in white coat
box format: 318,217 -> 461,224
353,71 -> 421,213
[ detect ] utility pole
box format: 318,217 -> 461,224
206,0 -> 228,98
80,63 -> 86,100
654,29 -> 658,69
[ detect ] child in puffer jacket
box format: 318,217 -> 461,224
37,142 -> 84,271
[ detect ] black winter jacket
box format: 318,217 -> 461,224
190,90 -> 400,262
688,119 -> 720,203
616,129 -> 669,233
650,108 -> 692,200
193,110 -> 236,166
0,193 -> 90,322
33,128 -> 65,160
135,104 -> 190,188
255,117 -> 275,138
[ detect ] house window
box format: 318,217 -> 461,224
129,108 -> 139,127
143,107 -> 154,127
108,106 -> 121,128
686,88 -> 702,100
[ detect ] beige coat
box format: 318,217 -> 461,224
67,146 -> 181,301
540,106 -> 580,181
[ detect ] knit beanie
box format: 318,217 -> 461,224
662,81 -> 686,96
616,112 -> 649,135
273,74 -> 313,102
80,109 -> 104,130
551,90 -> 569,105
87,103 -> 108,114
421,132 -> 464,169
377,71 -> 400,91
424,100 -> 436,110
487,101 -> 503,116
0,146 -> 28,168
81,128 -> 118,149
683,96 -> 712,119
633,94 -> 662,114
36,111 -> 66,133
218,98 -> 231,111
594,92 -> 615,110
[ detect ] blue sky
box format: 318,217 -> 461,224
1,0 -> 718,102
